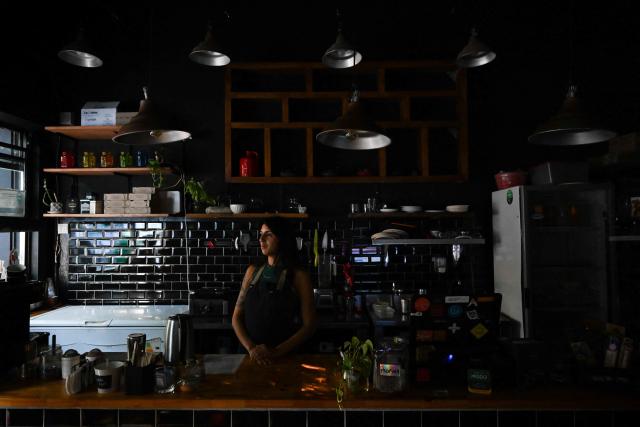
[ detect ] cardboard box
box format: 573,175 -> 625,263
104,207 -> 126,214
132,187 -> 156,194
104,193 -> 127,201
89,201 -> 104,214
128,193 -> 153,201
125,200 -> 151,208
81,101 -> 119,126
104,200 -> 126,208
124,207 -> 151,214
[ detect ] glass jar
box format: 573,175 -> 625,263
135,151 -> 148,167
100,151 -> 114,168
119,151 -> 132,167
82,151 -> 96,168
40,344 -> 63,379
60,151 -> 75,168
373,337 -> 408,392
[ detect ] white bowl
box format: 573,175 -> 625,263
400,205 -> 423,213
230,204 -> 248,214
446,204 -> 469,213
380,208 -> 398,213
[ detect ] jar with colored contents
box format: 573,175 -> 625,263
82,151 -> 96,168
100,151 -> 114,168
60,151 -> 75,168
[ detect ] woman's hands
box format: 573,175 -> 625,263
249,344 -> 276,365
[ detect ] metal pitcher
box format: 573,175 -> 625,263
164,314 -> 194,365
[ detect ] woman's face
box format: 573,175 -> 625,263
259,224 -> 279,257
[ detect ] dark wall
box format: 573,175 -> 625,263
1,2 -> 639,225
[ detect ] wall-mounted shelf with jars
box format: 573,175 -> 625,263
43,167 -> 172,176
43,126 -> 183,218
225,61 -> 468,184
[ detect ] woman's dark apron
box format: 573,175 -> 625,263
243,264 -> 300,347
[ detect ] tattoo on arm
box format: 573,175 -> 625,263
236,285 -> 248,308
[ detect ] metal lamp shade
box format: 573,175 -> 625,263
322,32 -> 362,69
456,30 -> 495,68
189,28 -> 230,66
113,98 -> 191,145
58,30 -> 103,68
528,86 -> 617,146
316,100 -> 390,150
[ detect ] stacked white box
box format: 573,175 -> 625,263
132,187 -> 156,194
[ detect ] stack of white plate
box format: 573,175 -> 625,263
400,205 -> 423,213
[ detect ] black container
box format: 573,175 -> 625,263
125,364 -> 155,395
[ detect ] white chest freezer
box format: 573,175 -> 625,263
30,305 -> 189,353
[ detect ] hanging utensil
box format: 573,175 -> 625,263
240,231 -> 250,252
313,229 -> 319,267
296,237 -> 304,251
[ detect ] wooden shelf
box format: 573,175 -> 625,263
225,62 -> 468,184
45,126 -> 121,140
372,238 -> 485,246
226,175 -> 465,184
43,213 -> 170,218
43,167 -> 172,176
186,213 -> 308,219
349,212 -> 472,219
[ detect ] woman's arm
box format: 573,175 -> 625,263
232,265 -> 257,353
272,269 -> 317,357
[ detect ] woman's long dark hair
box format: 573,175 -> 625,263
261,217 -> 299,269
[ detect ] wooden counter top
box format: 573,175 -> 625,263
0,355 -> 638,410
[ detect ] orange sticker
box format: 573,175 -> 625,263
414,297 -> 431,312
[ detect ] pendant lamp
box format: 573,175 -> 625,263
528,85 -> 617,146
58,27 -> 103,68
189,16 -> 231,66
456,28 -> 495,68
322,10 -> 362,69
112,87 -> 191,145
316,90 -> 390,150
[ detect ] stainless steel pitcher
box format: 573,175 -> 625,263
164,314 -> 194,365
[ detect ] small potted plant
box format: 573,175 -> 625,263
147,158 -> 165,189
184,177 -> 216,213
336,336 -> 373,403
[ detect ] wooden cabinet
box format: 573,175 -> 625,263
225,61 -> 468,184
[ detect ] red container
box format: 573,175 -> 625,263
494,171 -> 526,189
60,151 -> 75,168
239,151 -> 259,177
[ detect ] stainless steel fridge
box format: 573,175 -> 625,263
492,184 -> 612,341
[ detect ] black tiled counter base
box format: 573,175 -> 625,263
61,217 -> 489,305
1,409 -> 637,427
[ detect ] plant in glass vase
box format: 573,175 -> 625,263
335,336 -> 373,403
147,159 -> 165,189
184,177 -> 216,213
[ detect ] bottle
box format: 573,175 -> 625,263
82,151 -> 96,168
119,151 -> 132,167
467,357 -> 492,395
100,151 -> 114,168
330,239 -> 337,286
135,150 -> 148,167
60,151 -> 75,168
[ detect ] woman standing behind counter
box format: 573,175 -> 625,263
232,218 -> 317,365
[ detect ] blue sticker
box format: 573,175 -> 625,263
448,304 -> 463,318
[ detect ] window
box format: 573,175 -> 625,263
0,126 -> 28,217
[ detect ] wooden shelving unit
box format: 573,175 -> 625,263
225,61 -> 468,184
43,167 -> 172,176
45,126 -> 121,140
186,213 -> 308,219
43,213 -> 170,218
348,212 -> 473,219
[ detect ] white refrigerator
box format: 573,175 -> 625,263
492,184 -> 611,340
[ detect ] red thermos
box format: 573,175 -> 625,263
239,151 -> 259,177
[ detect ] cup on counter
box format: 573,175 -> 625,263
350,203 -> 361,214
95,361 -> 125,393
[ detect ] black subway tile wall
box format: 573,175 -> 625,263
61,217 -> 490,305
